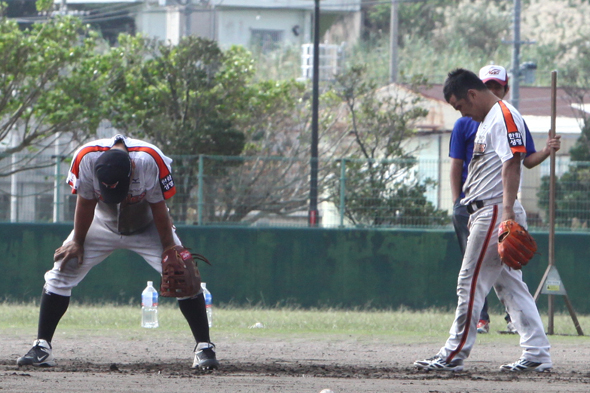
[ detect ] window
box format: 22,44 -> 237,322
250,29 -> 284,52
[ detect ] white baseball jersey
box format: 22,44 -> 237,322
45,135 -> 185,297
461,100 -> 526,205
66,135 -> 176,235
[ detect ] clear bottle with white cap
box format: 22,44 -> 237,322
141,281 -> 159,328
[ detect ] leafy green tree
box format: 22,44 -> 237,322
0,11 -> 108,175
103,36 -> 246,221
431,0 -> 511,57
106,36 -> 317,223
537,161 -> 590,229
325,65 -> 448,227
206,71 -> 315,223
105,35 -> 243,156
535,2 -> 590,229
537,109 -> 590,229
364,0 -> 455,42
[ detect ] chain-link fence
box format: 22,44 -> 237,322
1,154 -> 589,231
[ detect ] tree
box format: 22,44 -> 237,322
103,36 -> 248,221
537,80 -> 590,229
104,36 -> 241,155
363,0 -> 455,42
200,77 -> 312,224
537,160 -> 590,229
431,0 -> 511,58
521,0 -> 590,85
106,36 -> 323,224
101,37 -> 446,227
325,66 -> 449,227
0,10 -> 109,176
533,0 -> 590,229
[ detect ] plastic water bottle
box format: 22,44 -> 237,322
141,281 -> 159,328
201,282 -> 213,328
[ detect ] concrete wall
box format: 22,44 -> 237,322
216,8 -> 308,48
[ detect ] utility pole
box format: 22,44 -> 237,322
309,0 -> 320,226
185,1 -> 191,37
176,0 -> 191,38
511,0 -> 521,110
389,0 -> 398,84
53,0 -> 67,222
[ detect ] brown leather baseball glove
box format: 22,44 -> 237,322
160,245 -> 210,298
497,219 -> 537,270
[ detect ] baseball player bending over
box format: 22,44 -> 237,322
415,69 -> 552,372
17,135 -> 218,370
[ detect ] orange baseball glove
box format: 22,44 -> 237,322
498,219 -> 537,269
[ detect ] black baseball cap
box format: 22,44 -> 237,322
94,149 -> 131,204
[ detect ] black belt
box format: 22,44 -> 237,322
465,197 -> 504,214
466,200 -> 484,214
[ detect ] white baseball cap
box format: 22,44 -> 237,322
479,65 -> 508,86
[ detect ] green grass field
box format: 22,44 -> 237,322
2,302 -> 588,343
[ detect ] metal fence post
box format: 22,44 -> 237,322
53,154 -> 61,223
339,158 -> 346,228
198,155 -> 204,226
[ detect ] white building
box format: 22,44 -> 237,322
58,0 -> 362,48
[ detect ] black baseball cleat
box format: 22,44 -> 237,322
17,339 -> 56,367
192,343 -> 219,370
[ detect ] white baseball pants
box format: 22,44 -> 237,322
44,217 -> 183,297
437,200 -> 551,365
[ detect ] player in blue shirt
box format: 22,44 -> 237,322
450,65 -> 561,334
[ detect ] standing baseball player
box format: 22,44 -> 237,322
415,69 -> 552,372
451,65 -> 561,334
17,134 -> 219,370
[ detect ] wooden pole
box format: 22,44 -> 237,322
547,70 -> 557,334
534,71 -> 583,336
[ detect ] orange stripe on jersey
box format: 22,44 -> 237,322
128,146 -> 176,200
68,145 -> 111,193
498,101 -> 526,154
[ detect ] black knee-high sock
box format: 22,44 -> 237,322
38,290 -> 70,343
178,293 -> 210,343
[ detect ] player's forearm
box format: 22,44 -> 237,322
501,155 -> 521,220
523,150 -> 549,169
150,200 -> 176,250
524,136 -> 561,168
72,195 -> 97,244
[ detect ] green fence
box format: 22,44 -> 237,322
2,223 -> 589,314
2,153 -> 589,231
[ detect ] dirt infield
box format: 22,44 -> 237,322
2,330 -> 590,392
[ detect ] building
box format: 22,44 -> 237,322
54,0 -> 362,48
